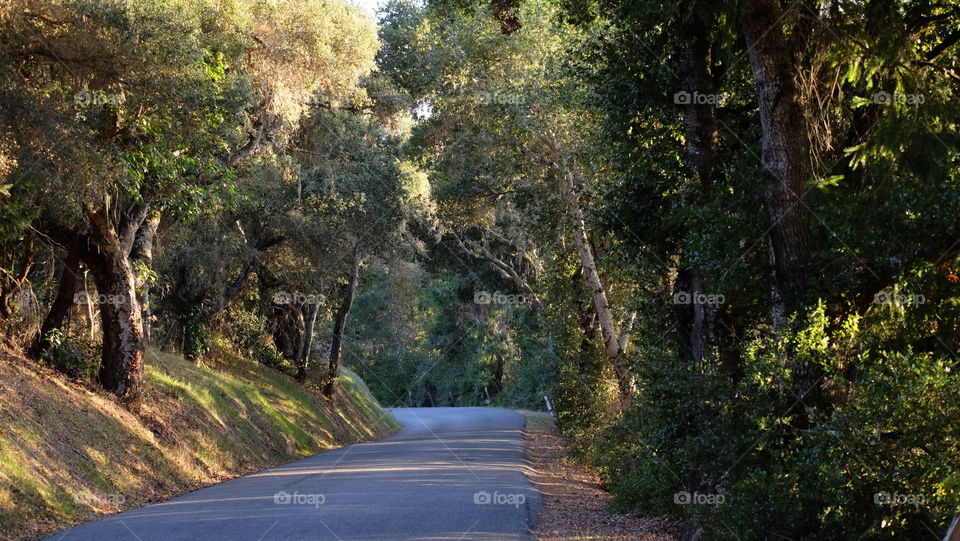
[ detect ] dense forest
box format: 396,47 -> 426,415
2,0 -> 959,539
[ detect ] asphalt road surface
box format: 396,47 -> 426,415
48,407 -> 541,541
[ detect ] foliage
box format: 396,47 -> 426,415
369,0 -> 960,538
39,328 -> 101,380
1,0 -> 959,538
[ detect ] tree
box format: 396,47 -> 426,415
293,108 -> 409,395
741,0 -> 814,306
382,0 -> 639,408
1,0 -> 378,405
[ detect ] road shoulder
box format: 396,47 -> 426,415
520,411 -> 677,541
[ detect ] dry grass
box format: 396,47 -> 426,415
0,348 -> 399,541
521,411 -> 678,541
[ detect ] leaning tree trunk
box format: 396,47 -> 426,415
199,235 -> 284,322
557,165 -> 634,410
322,250 -> 361,398
84,207 -> 144,407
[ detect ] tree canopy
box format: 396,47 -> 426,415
2,0 -> 959,538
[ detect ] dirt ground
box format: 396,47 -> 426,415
522,412 -> 678,541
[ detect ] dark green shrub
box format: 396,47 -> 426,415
588,300 -> 960,540
40,329 -> 100,380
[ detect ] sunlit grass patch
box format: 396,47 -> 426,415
0,348 -> 398,540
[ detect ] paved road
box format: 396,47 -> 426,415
49,407 -> 540,541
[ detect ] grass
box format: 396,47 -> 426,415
0,348 -> 400,540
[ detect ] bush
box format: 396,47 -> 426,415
716,348 -> 960,540
589,351 -> 750,521
217,306 -> 298,376
40,329 -> 100,380
587,301 -> 960,540
251,340 -> 296,375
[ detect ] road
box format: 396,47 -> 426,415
48,407 -> 540,541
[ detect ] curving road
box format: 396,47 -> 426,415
48,407 -> 540,541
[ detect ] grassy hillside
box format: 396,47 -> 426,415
0,349 -> 399,540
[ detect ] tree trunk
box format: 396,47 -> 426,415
271,305 -> 298,361
284,303 -> 306,373
675,11 -> 743,377
290,305 -> 306,366
296,299 -> 321,381
207,259 -> 256,318
573,267 -> 599,354
30,236 -> 81,358
677,12 -> 715,367
130,209 -> 160,342
117,203 -> 150,256
742,0 -> 813,303
84,207 -> 144,407
717,304 -> 743,381
84,270 -> 95,340
678,13 -> 719,187
322,249 -> 361,398
201,235 -> 283,321
557,165 -> 633,409
494,352 -> 505,393
674,266 -> 707,367
743,0 -> 825,418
